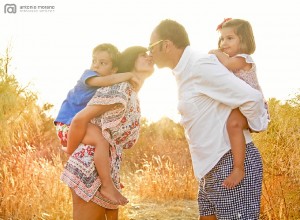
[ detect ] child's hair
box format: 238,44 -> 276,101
218,19 -> 256,54
117,46 -> 148,73
93,43 -> 120,68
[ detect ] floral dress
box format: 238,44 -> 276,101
233,54 -> 262,91
234,54 -> 270,120
60,82 -> 140,209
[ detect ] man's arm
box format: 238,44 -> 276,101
196,58 -> 268,132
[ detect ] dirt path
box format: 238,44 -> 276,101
120,200 -> 199,220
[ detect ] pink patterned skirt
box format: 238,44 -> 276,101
60,143 -> 119,209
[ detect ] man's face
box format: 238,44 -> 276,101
148,31 -> 166,69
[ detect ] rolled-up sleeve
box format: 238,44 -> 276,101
194,56 -> 269,132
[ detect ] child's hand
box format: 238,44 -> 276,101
208,49 -> 222,54
129,75 -> 142,92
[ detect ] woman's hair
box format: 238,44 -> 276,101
218,19 -> 256,54
154,19 -> 190,49
93,43 -> 120,68
117,46 -> 148,73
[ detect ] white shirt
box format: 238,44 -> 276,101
173,46 -> 269,180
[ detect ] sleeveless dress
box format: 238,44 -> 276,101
234,54 -> 270,120
60,82 -> 140,209
233,54 -> 262,91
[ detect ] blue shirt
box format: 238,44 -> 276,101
55,70 -> 99,125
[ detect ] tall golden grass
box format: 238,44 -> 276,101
0,54 -> 299,219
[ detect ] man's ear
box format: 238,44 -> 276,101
164,40 -> 172,52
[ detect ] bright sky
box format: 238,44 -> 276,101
1,0 -> 299,122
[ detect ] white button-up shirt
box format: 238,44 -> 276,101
173,46 -> 269,180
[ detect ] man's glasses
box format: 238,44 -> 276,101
147,40 -> 164,52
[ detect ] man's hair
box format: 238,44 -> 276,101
218,19 -> 256,54
154,19 -> 190,49
118,46 -> 148,73
93,43 -> 120,68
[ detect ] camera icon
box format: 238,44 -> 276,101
4,4 -> 17,13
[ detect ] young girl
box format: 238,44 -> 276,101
55,43 -> 140,205
209,18 -> 269,189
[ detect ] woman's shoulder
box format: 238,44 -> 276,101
88,82 -> 133,105
97,82 -> 132,94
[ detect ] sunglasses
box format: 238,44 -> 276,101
147,40 -> 164,52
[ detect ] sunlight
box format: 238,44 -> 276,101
1,0 -> 299,122
139,68 -> 180,122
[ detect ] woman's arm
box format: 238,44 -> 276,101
66,104 -> 116,154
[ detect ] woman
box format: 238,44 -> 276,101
61,46 -> 154,220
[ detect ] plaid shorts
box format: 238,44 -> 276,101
54,122 -> 69,146
198,142 -> 263,220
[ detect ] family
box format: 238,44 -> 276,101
54,18 -> 269,220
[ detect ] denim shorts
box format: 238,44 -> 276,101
198,142 -> 263,220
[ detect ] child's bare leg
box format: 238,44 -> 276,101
83,123 -> 128,205
224,108 -> 248,189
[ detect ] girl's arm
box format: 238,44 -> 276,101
209,49 -> 251,72
66,104 -> 116,154
86,72 -> 135,87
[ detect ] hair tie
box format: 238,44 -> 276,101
216,18 -> 232,31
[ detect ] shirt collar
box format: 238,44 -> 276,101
172,46 -> 192,77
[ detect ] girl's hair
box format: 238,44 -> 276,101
154,19 -> 190,49
117,46 -> 148,73
93,43 -> 120,68
218,19 -> 256,54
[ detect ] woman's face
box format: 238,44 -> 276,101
133,52 -> 154,76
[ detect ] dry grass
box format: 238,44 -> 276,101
0,146 -> 72,219
254,97 -> 300,220
1,56 -> 299,219
1,98 -> 299,219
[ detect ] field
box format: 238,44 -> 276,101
1,57 -> 299,219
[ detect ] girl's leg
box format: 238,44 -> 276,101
82,123 -> 128,205
224,108 -> 248,189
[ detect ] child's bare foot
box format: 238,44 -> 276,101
100,185 -> 129,205
223,167 -> 245,189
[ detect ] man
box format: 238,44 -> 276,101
148,19 -> 269,220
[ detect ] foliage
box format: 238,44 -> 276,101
0,51 -> 299,219
0,49 -> 58,154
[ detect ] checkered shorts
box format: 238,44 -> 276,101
198,142 -> 263,220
